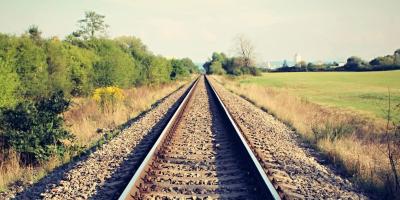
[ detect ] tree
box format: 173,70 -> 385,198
170,58 -> 197,79
370,55 -> 395,66
15,37 -> 49,98
0,59 -> 20,108
395,49 -> 400,66
209,61 -> 225,75
299,61 -> 308,71
148,56 -> 172,84
345,56 -> 368,70
282,60 -> 289,68
27,25 -> 42,43
45,38 -> 73,96
234,35 -> 255,68
91,39 -> 137,87
75,11 -> 109,40
64,43 -> 96,96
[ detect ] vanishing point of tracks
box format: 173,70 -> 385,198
118,76 -> 280,200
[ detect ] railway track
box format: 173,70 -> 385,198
118,76 -> 280,200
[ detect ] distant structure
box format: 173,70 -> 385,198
294,53 -> 302,66
266,61 -> 272,69
338,62 -> 346,67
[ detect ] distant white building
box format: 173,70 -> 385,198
294,53 -> 302,66
266,61 -> 272,69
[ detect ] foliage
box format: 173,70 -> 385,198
0,11 -> 198,170
0,91 -> 73,163
92,86 -> 124,113
147,56 -> 172,84
0,59 -> 20,108
14,36 -> 49,98
344,56 -> 369,70
203,35 -> 259,76
45,38 -> 73,96
209,61 -> 225,75
203,52 -> 260,76
74,11 -> 109,40
370,55 -> 395,66
90,39 -> 137,87
170,58 -> 199,79
64,43 -> 96,96
27,25 -> 42,43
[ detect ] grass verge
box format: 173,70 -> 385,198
212,74 -> 399,198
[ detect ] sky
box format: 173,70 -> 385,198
0,0 -> 399,63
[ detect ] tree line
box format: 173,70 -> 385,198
0,11 -> 199,164
203,35 -> 261,76
274,49 -> 400,72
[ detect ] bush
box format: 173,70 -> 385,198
92,86 -> 124,113
311,122 -> 354,142
0,91 -> 73,164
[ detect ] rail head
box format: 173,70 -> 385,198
118,77 -> 201,200
205,75 -> 281,200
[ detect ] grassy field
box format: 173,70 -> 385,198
238,70 -> 400,120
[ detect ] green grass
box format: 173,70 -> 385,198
238,70 -> 400,120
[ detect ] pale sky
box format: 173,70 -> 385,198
0,0 -> 399,63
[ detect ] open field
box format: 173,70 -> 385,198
237,71 -> 400,120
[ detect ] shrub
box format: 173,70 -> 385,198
0,91 -> 73,164
312,121 -> 354,142
92,86 -> 124,113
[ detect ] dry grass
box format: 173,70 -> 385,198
213,75 -> 399,196
0,80 -> 189,192
0,150 -> 63,192
64,81 -> 187,146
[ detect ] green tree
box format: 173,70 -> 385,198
91,39 -> 137,87
0,60 -> 20,108
345,56 -> 368,70
14,36 -> 49,98
394,49 -> 400,66
27,25 -> 42,43
370,55 -> 395,66
0,34 -> 18,65
114,36 -> 152,85
282,60 -> 289,68
45,38 -> 73,96
209,61 -> 225,75
170,59 -> 189,79
75,11 -> 109,40
148,56 -> 172,84
170,58 -> 198,79
64,44 -> 96,96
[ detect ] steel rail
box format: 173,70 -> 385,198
205,75 -> 281,200
118,77 -> 200,200
118,75 -> 281,199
